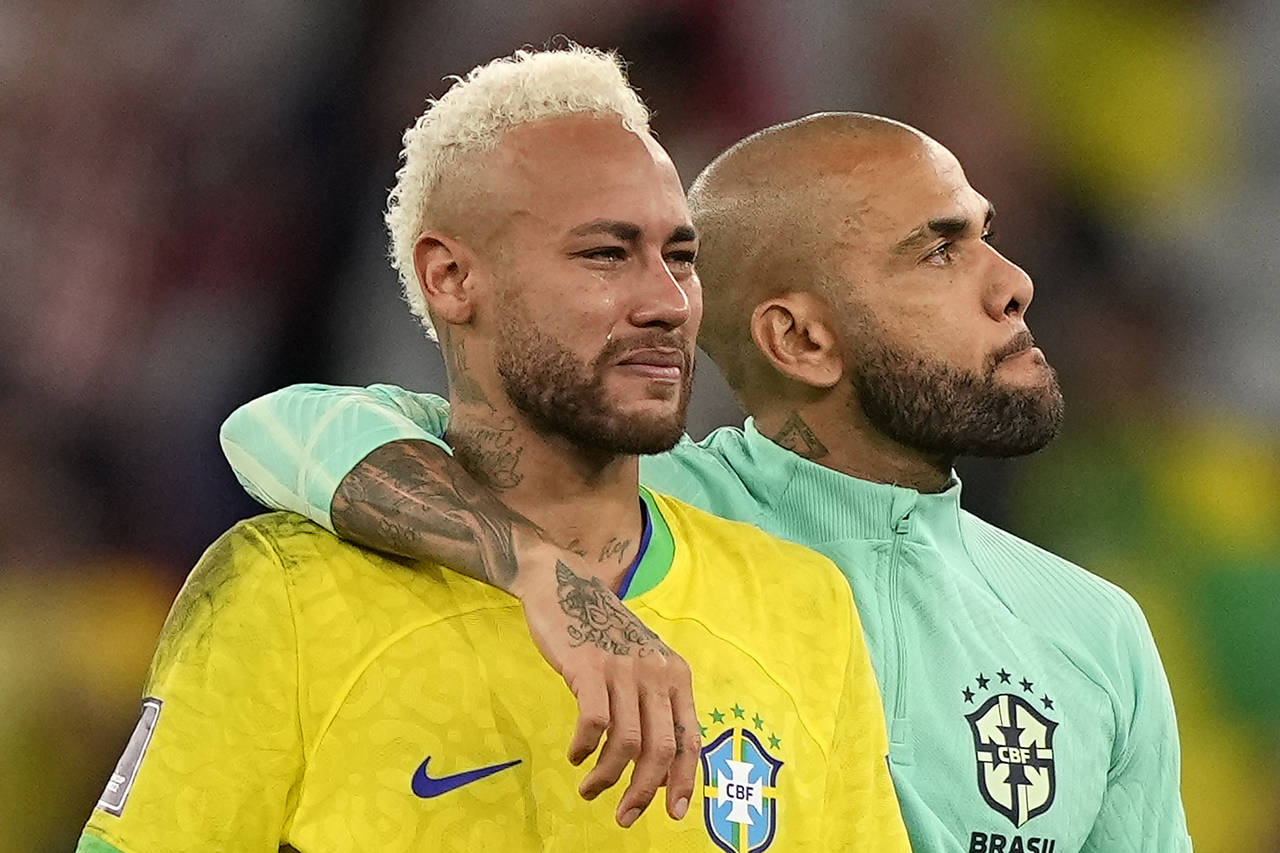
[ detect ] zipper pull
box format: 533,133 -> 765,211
893,510 -> 912,535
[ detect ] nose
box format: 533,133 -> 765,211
986,245 -> 1034,322
627,251 -> 694,330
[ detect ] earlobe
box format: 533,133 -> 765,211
414,232 -> 476,326
750,294 -> 843,389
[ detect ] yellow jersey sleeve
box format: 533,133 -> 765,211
80,520 -> 304,852
823,606 -> 910,849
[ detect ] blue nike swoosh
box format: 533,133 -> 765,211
411,756 -> 522,798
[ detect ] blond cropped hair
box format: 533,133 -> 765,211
386,44 -> 651,339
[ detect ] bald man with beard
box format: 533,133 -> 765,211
221,113 -> 1192,852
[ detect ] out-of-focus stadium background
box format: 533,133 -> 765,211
2,1 -> 1277,848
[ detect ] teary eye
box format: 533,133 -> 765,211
927,242 -> 954,264
579,247 -> 627,262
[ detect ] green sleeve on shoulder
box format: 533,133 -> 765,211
219,383 -> 452,530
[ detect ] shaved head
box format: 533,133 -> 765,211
691,112 -> 1060,470
688,112 -> 926,406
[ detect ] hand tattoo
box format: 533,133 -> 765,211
555,561 -> 669,658
767,411 -> 829,460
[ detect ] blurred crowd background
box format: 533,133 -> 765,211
2,1 -> 1277,849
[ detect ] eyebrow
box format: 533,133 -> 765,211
892,202 -> 996,255
569,219 -> 698,245
570,220 -> 642,242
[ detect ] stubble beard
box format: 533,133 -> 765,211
494,309 -> 694,456
851,333 -> 1065,459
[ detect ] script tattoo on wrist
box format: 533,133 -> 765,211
767,411 -> 829,460
332,440 -> 521,589
555,561 -> 668,658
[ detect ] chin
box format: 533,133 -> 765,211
601,415 -> 686,454
606,400 -> 688,452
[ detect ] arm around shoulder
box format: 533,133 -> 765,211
219,382 -> 451,530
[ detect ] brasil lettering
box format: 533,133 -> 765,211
969,831 -> 1057,852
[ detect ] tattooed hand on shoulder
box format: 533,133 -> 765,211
510,554 -> 699,827
332,439 -> 700,827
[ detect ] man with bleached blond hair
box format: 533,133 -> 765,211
80,47 -> 908,853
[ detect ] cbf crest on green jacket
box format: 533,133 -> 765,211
219,384 -> 1193,853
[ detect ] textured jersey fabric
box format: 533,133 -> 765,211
80,494 -> 908,852
216,384 -> 1192,851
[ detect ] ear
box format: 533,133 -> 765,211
749,292 -> 843,389
413,231 -> 477,327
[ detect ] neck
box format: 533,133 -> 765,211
446,399 -> 646,588
753,395 -> 953,493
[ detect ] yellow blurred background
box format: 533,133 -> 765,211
2,1 -> 1276,849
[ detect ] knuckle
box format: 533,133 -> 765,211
580,711 -> 610,732
628,783 -> 660,803
637,680 -> 665,700
615,733 -> 643,757
652,735 -> 678,761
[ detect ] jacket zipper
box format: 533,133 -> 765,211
888,509 -> 912,724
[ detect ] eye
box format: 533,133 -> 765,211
926,242 -> 954,264
665,250 -> 697,273
579,246 -> 627,262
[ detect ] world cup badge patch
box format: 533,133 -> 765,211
963,669 -> 1058,827
699,702 -> 784,853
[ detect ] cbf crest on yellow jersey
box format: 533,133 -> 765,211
79,491 -> 908,852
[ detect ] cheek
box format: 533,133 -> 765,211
855,300 -> 975,368
506,270 -> 621,338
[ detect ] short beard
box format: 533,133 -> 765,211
494,311 -> 694,456
852,334 -> 1064,459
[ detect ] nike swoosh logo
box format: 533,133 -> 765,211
411,756 -> 522,798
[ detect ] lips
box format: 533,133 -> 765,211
613,347 -> 687,383
616,348 -> 685,369
992,331 -> 1038,364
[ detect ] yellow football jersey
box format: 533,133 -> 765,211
80,491 -> 907,852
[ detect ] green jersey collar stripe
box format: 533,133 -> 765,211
623,487 -> 676,600
76,835 -> 125,853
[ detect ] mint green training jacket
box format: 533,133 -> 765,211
220,384 -> 1192,853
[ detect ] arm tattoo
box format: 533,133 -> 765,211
555,561 -> 669,658
766,411 -> 829,460
332,440 -> 523,589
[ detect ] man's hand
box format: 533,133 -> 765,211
512,548 -> 701,827
332,440 -> 701,827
